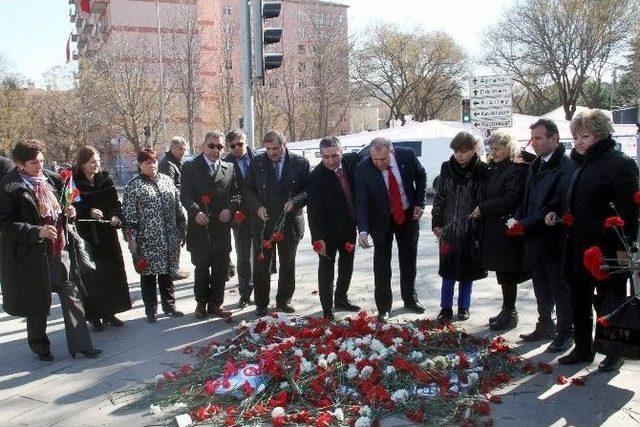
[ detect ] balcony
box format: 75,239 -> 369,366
69,8 -> 76,23
76,15 -> 84,28
77,40 -> 87,55
92,0 -> 108,14
71,33 -> 78,42
73,52 -> 79,61
82,22 -> 95,36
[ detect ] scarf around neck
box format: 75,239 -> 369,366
19,171 -> 61,219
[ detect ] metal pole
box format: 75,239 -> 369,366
156,0 -> 167,150
241,0 -> 255,149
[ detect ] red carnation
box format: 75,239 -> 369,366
272,231 -> 284,243
505,222 -> 525,236
312,241 -> 323,252
634,191 -> 640,204
571,376 -> 586,386
200,194 -> 212,205
257,252 -> 266,262
439,241 -> 452,255
583,246 -> 609,280
604,216 -> 625,228
596,315 -> 610,328
406,410 -> 425,423
344,241 -> 356,253
562,212 -> 574,226
263,239 -> 272,249
59,169 -> 73,181
556,375 -> 568,385
233,210 -> 246,223
134,258 -> 149,273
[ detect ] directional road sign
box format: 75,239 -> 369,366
469,74 -> 513,130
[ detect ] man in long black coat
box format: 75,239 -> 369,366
223,129 -> 255,308
355,137 -> 427,322
307,137 -> 361,320
181,131 -> 240,318
518,119 -> 573,352
244,130 -> 310,316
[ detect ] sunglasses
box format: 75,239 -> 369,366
229,142 -> 245,149
207,143 -> 224,150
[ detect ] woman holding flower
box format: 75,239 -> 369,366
122,148 -> 186,323
0,140 -> 101,361
546,110 -> 639,371
73,145 -> 131,331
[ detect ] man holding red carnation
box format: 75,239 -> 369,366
307,137 -> 361,320
181,131 -> 241,319
244,130 -> 310,316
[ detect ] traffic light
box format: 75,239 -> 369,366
461,98 -> 471,123
255,1 -> 283,80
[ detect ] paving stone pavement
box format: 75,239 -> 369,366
1,204 -> 639,426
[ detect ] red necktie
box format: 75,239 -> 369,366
387,166 -> 405,225
336,168 -> 355,220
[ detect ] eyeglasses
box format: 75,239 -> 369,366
207,143 -> 224,150
229,142 -> 245,149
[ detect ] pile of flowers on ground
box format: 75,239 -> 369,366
126,312 -> 527,426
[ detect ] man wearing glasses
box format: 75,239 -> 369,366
181,131 -> 241,319
223,129 -> 256,308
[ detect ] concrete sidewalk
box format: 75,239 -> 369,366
1,205 -> 638,426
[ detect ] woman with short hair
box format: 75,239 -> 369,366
0,140 -> 101,361
73,145 -> 131,331
471,130 -> 529,330
122,148 -> 186,323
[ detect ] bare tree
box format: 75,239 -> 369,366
482,0 -> 637,120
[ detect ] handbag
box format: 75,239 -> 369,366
594,277 -> 640,359
66,222 -> 97,275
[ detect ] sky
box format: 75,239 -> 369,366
0,0 -> 513,87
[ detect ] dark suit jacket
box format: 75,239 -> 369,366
180,154 -> 240,257
307,152 -> 360,243
0,156 -> 14,180
244,149 -> 310,240
223,148 -> 255,212
158,151 -> 182,191
355,147 -> 426,242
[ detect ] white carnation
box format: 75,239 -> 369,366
359,405 -> 372,417
385,365 -> 396,375
359,365 -> 374,379
327,352 -> 337,363
355,416 -> 372,427
271,407 -> 286,419
346,364 -> 358,379
332,408 -> 345,422
149,404 -> 163,415
391,389 -> 409,403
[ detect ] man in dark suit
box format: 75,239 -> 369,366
159,136 -> 187,191
244,130 -> 310,316
181,131 -> 240,319
307,137 -> 361,320
223,129 -> 255,308
356,137 -> 427,322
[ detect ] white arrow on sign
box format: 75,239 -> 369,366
471,118 -> 513,129
471,97 -> 512,108
469,75 -> 512,88
470,85 -> 512,98
470,108 -> 512,120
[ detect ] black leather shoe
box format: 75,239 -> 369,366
71,348 -> 103,359
404,301 -> 426,314
255,307 -> 269,316
164,309 -> 184,317
90,319 -> 104,332
519,324 -> 555,342
323,311 -> 335,321
598,356 -> 624,372
194,303 -> 207,319
558,349 -> 595,365
38,351 -> 54,362
489,308 -> 506,324
377,311 -> 389,322
147,313 -> 157,323
546,335 -> 574,353
490,309 -> 519,331
103,315 -> 124,327
238,297 -> 252,308
335,300 -> 360,312
276,303 -> 296,313
457,309 -> 470,321
436,308 -> 453,323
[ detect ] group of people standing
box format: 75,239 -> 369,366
0,109 -> 637,374
433,110 -> 638,373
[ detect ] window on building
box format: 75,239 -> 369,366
298,80 -> 306,89
298,62 -> 306,72
298,44 -> 305,55
297,27 -> 306,38
225,59 -> 233,70
297,9 -> 304,21
225,41 -> 232,52
224,5 -> 232,15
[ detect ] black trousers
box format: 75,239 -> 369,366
531,261 -> 573,337
318,240 -> 355,315
232,220 -> 254,300
253,234 -> 299,309
140,274 -> 176,315
27,281 -> 93,355
193,252 -> 229,307
570,274 -> 627,355
373,213 -> 419,314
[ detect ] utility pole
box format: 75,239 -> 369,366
156,0 -> 167,150
241,0 -> 255,149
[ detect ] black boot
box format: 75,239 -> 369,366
489,308 -> 506,325
490,309 -> 518,331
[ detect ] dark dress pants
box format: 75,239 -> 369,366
570,274 -> 627,355
140,274 -> 176,315
232,220 -> 253,300
373,212 -> 419,314
193,252 -> 230,307
318,240 -> 355,314
27,281 -> 93,355
253,233 -> 299,309
530,260 -> 573,337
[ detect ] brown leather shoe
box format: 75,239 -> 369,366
208,306 -> 232,318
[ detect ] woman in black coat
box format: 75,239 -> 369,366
73,146 -> 131,331
0,140 -> 101,361
546,110 -> 639,372
471,130 -> 529,330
